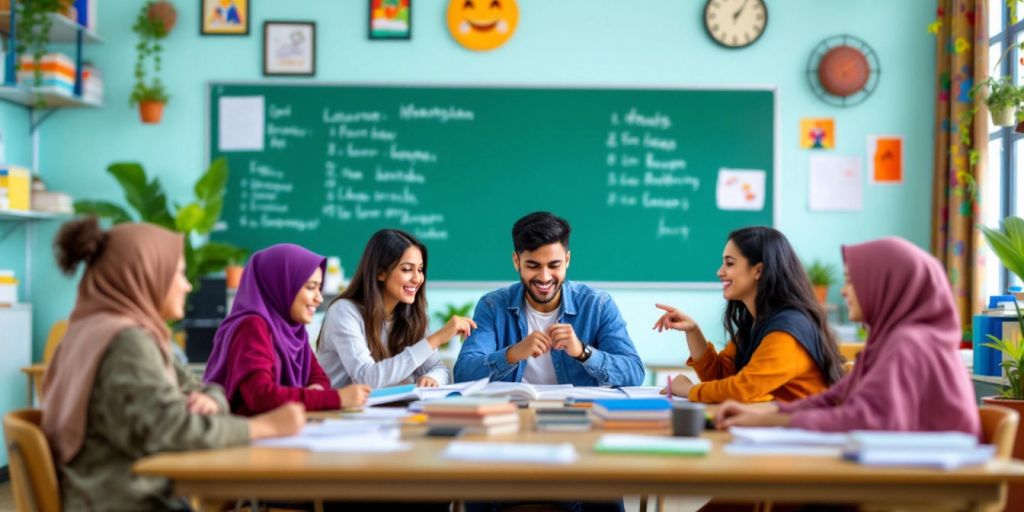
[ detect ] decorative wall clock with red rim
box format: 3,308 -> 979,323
807,35 -> 880,107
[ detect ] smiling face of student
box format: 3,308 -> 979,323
289,267 -> 324,324
513,242 -> 569,312
378,245 -> 425,312
716,239 -> 762,305
841,264 -> 863,322
447,0 -> 520,51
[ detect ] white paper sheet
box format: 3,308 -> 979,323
808,155 -> 862,211
716,168 -> 766,211
219,96 -> 265,151
442,441 -> 578,465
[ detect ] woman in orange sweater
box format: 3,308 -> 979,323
655,227 -> 845,403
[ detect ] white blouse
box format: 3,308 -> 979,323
316,298 -> 451,388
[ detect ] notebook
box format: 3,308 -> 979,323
594,434 -> 711,456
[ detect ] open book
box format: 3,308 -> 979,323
366,377 -> 490,407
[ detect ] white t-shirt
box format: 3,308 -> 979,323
521,303 -> 559,385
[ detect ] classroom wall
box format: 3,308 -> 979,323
8,1 -> 934,375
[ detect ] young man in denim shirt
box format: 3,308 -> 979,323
454,211 -> 644,387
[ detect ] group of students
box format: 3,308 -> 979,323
36,210 -> 979,511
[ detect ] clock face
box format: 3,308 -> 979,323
704,0 -> 768,49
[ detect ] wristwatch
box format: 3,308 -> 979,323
575,345 -> 593,363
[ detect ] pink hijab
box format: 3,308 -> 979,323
780,237 -> 980,436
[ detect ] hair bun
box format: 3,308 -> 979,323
54,216 -> 106,275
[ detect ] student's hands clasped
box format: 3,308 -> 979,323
506,324 -> 585,363
427,315 -> 477,349
186,391 -> 221,415
338,384 -> 372,408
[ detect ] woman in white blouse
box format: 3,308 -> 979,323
316,229 -> 475,389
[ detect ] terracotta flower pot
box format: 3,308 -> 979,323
982,396 -> 1024,510
139,100 -> 165,124
147,0 -> 178,35
813,284 -> 828,304
225,265 -> 244,289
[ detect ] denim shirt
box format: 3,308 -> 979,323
453,281 -> 645,386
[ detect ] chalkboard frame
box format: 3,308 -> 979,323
205,81 -> 779,289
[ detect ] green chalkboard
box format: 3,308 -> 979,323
209,83 -> 775,284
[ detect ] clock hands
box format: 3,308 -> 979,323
733,0 -> 749,22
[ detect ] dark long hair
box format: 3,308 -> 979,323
317,229 -> 429,361
723,227 -> 846,384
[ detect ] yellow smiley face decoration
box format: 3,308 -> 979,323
447,0 -> 519,52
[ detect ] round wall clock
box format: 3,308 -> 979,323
807,35 -> 880,107
704,0 -> 767,49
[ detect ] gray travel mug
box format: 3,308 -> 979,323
671,402 -> 706,437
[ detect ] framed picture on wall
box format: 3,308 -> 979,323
368,0 -> 412,40
200,0 -> 249,36
263,21 -> 316,76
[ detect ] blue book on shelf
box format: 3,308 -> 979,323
74,0 -> 88,28
591,398 -> 671,411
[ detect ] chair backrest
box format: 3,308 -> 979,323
980,404 -> 1019,460
3,409 -> 61,512
42,319 -> 68,365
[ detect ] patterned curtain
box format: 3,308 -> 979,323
932,0 -> 988,337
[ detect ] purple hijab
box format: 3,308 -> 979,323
780,237 -> 980,436
204,244 -> 326,399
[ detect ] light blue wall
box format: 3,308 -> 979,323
9,0 -> 934,375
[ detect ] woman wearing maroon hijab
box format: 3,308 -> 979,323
716,237 -> 981,437
205,243 -> 370,415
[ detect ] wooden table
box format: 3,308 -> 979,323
135,414 -> 1024,512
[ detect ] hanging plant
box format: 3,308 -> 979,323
15,0 -> 63,96
130,0 -> 176,124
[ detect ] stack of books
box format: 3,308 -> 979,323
842,431 -> 995,470
590,398 -> 672,430
19,53 -> 76,98
534,407 -> 591,432
423,397 -> 520,436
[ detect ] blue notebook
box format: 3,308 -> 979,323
591,398 -> 672,411
366,384 -> 417,407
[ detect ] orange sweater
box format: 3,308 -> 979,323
687,331 -> 828,404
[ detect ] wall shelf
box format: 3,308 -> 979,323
0,11 -> 101,43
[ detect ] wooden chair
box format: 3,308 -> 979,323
980,404 -> 1019,512
3,408 -> 61,512
21,319 -> 68,405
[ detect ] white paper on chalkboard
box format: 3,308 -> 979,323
716,168 -> 766,211
219,96 -> 265,152
808,154 -> 862,211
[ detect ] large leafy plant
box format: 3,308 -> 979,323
74,157 -> 247,291
980,216 -> 1024,399
432,302 -> 474,348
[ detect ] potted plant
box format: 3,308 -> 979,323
979,216 -> 1024,506
977,76 -> 1024,127
130,1 -> 176,124
432,302 -> 474,350
224,258 -> 245,289
15,0 -> 66,103
805,259 -> 837,304
73,157 -> 248,294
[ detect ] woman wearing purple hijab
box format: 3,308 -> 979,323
205,243 -> 370,415
714,237 -> 981,437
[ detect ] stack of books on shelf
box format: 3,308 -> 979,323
590,398 -> 672,431
19,53 -> 77,98
82,64 -> 103,104
423,397 -> 520,436
534,407 -> 591,432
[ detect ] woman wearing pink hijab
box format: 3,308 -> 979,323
716,237 -> 980,437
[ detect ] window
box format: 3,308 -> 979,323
985,0 -> 1024,295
